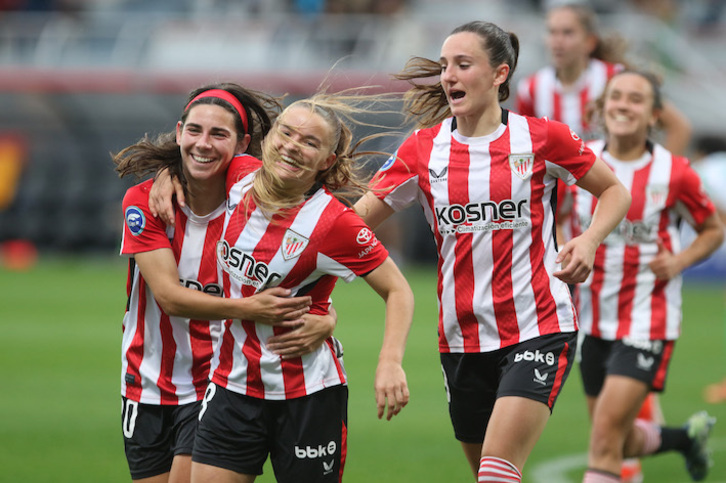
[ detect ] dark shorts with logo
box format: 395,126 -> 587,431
192,383 -> 348,482
440,331 -> 577,444
579,335 -> 675,396
121,397 -> 201,480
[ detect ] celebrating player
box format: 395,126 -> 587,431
563,70 -> 723,483
114,83 -> 333,483
177,93 -> 414,483
354,20 -> 631,482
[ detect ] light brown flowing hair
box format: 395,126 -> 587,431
247,90 -> 400,217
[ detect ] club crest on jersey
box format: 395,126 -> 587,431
282,229 -> 309,261
508,153 -> 534,180
646,185 -> 667,208
125,206 -> 145,236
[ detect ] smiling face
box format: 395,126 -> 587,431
264,104 -> 337,192
439,31 -> 508,123
176,104 -> 247,184
603,72 -> 660,142
545,6 -> 595,72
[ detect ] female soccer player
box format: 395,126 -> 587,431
515,5 -> 693,479
515,2 -> 691,154
565,70 -> 723,483
353,20 -> 631,482
114,83 -> 334,482
182,94 -> 414,483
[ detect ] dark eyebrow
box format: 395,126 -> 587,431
440,54 -> 473,63
185,122 -> 232,135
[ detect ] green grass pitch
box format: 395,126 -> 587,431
1,256 -> 725,482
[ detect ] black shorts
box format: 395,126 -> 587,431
121,397 -> 201,480
440,331 -> 577,444
193,383 -> 348,482
579,335 -> 675,396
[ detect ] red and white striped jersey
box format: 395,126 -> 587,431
120,179 -> 225,405
516,59 -> 622,138
211,167 -> 389,400
572,140 -> 717,340
371,110 -> 594,353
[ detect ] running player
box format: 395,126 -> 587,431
353,21 -> 631,483
113,83 -> 333,483
564,70 -> 723,483
515,5 -> 692,479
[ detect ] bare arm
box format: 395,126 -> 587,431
363,257 -> 414,421
148,168 -> 186,227
554,159 -> 631,284
353,192 -> 395,229
648,212 -> 724,280
266,307 -> 338,359
134,248 -> 311,326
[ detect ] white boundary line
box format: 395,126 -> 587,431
529,437 -> 726,483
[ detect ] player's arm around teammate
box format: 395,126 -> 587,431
114,84 -> 333,483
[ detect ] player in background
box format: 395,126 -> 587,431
515,4 -> 693,479
113,83 -> 335,483
515,2 -> 691,154
561,70 -> 723,483
354,20 -> 631,483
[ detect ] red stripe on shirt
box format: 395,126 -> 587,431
579,87 -> 590,132
125,274 -> 146,401
157,312 -> 179,404
489,131 -> 519,347
211,320 -> 235,388
189,215 -> 224,398
527,122 -> 560,334
449,137 -> 481,352
616,164 -> 651,338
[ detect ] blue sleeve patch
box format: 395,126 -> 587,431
379,155 -> 396,172
125,206 -> 146,236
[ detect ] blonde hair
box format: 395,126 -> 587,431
248,90 -> 399,217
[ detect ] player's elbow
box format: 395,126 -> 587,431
154,291 -> 188,317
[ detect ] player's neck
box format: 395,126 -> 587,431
456,104 -> 503,138
557,59 -> 588,87
185,178 -> 226,216
606,136 -> 648,161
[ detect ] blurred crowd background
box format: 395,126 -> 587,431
0,0 -> 725,271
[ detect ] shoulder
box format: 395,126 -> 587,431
227,154 -> 262,187
122,178 -> 154,208
586,139 -> 606,157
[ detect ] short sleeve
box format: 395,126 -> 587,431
120,180 -> 172,256
674,160 -> 717,227
317,209 -> 389,282
370,134 -> 421,212
545,120 -> 597,185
